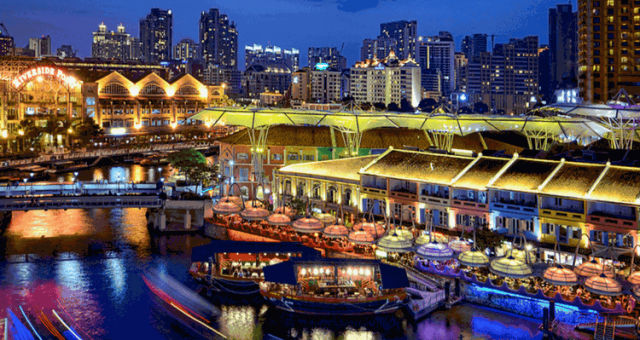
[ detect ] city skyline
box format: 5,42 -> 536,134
4,0 -> 571,69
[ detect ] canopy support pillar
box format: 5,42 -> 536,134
336,129 -> 362,158
603,118 -> 635,150
524,130 -> 552,151
430,132 -> 454,152
247,126 -> 270,186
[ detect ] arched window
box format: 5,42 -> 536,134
100,83 -> 129,95
176,85 -> 199,96
297,181 -> 306,197
343,188 -> 352,206
327,186 -> 337,203
284,180 -> 292,196
312,183 -> 322,199
140,83 -> 166,95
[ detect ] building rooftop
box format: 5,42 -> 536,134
490,158 -> 558,192
360,149 -> 474,185
278,155 -> 378,182
453,157 -> 509,190
541,162 -> 606,198
589,167 -> 640,204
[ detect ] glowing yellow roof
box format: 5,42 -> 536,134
278,155 -> 378,182
452,157 -> 509,190
491,159 -> 558,192
589,166 -> 640,204
542,163 -> 606,197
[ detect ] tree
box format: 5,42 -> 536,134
186,162 -> 220,187
419,98 -> 438,112
74,119 -> 103,145
400,98 -> 414,112
473,102 -> 489,114
474,224 -> 505,254
459,107 -> 473,114
290,196 -> 306,216
373,102 -> 386,111
341,95 -> 355,105
360,102 -> 373,111
387,102 -> 400,112
19,119 -> 42,151
41,116 -> 63,149
168,149 -> 207,182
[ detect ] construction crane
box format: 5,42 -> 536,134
490,34 -> 507,51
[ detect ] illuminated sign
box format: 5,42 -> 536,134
292,76 -> 299,84
12,66 -> 78,89
314,63 -> 329,71
110,127 -> 127,135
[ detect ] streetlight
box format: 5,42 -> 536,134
23,178 -> 27,196
451,92 -> 467,113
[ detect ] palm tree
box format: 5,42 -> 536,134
41,116 -> 63,151
19,119 -> 42,151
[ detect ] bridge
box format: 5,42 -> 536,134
0,181 -> 164,211
0,141 -> 216,169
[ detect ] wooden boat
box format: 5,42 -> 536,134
5,308 -> 36,340
45,161 -> 87,174
190,240 -> 320,295
140,154 -> 169,166
260,258 -> 409,316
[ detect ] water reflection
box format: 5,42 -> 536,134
56,164 -> 173,183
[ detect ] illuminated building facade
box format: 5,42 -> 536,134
578,0 -> 640,103
245,44 -> 299,71
291,65 -> 341,104
380,20 -> 417,60
203,64 -> 241,95
417,31 -> 455,96
0,59 -> 224,138
361,36 -> 396,61
275,149 -> 640,255
199,8 -> 238,70
350,51 -> 421,107
454,52 -> 468,93
308,47 -> 347,71
140,8 -> 173,63
0,28 -> 13,56
243,64 -> 291,98
92,23 -> 139,61
29,36 -> 51,57
549,4 -> 578,99
465,36 -> 540,114
173,38 -> 199,61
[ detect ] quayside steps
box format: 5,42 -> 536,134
578,316 -> 635,340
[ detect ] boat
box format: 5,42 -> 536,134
260,258 -> 409,316
44,161 -> 88,174
142,269 -> 226,339
190,240 -> 320,295
140,154 -> 169,166
4,308 -> 36,340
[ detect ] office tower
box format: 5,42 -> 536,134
291,65 -> 341,104
417,31 -> 455,96
454,52 -> 468,92
199,8 -> 238,69
461,36 -> 473,58
174,38 -> 199,61
465,36 -> 539,114
29,35 -> 51,57
472,33 -> 488,56
56,45 -> 76,58
576,0 -> 639,103
350,51 -> 421,107
549,4 -> 577,97
361,36 -> 397,60
538,45 -> 551,102
380,20 -> 417,59
243,64 -> 291,98
92,23 -> 138,61
308,47 -> 347,71
245,44 -> 299,71
140,8 -> 173,63
0,28 -> 13,56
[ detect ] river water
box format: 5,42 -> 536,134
0,164 -> 544,340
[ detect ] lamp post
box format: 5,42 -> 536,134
451,92 -> 467,113
23,178 -> 27,196
29,173 -> 34,195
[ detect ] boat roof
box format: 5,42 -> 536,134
190,240 -> 321,262
262,258 -> 409,289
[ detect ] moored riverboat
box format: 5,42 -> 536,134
190,240 -> 320,295
260,257 -> 409,316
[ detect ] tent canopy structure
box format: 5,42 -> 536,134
190,106 -> 610,153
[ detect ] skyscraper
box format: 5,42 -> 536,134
538,45 -> 551,102
245,44 -> 299,71
92,23 -> 138,61
549,4 -> 577,98
417,31 -> 455,96
56,45 -> 76,58
140,8 -> 173,63
461,36 -> 473,58
361,36 -> 396,61
29,35 -> 51,57
465,36 -> 539,114
174,38 -> 199,61
199,8 -> 238,70
308,47 -> 347,71
0,28 -> 13,56
472,33 -> 488,56
380,20 -> 417,59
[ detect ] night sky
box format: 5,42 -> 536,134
5,0 -> 569,69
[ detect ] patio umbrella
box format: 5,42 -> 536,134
274,206 -> 294,216
291,216 -> 325,234
240,206 -> 270,221
315,213 -> 337,226
457,248 -> 490,268
449,239 -> 472,253
584,274 -> 622,296
212,199 -> 242,215
267,213 -> 292,226
415,242 -> 454,261
542,265 -> 579,286
323,224 -> 350,238
377,231 -> 413,253
489,256 -> 533,279
628,271 -> 640,285
574,259 -> 614,278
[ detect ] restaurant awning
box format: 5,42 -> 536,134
263,261 -> 297,285
191,240 -> 320,262
378,263 -> 410,289
457,249 -> 489,268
